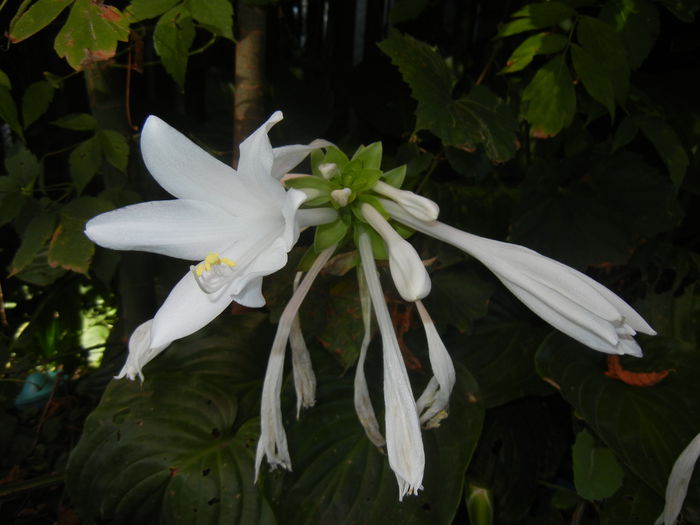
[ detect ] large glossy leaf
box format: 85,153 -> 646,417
445,294 -> 552,408
510,152 -> 680,268
498,2 -> 575,37
535,332 -> 700,511
265,362 -> 484,525
501,32 -> 568,73
66,314 -> 277,525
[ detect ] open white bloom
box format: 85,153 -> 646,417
382,199 -> 655,356
85,112 -> 334,380
656,432 -> 700,525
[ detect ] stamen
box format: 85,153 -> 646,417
192,252 -> 238,294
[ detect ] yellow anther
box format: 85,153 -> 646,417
194,252 -> 236,277
219,257 -> 236,268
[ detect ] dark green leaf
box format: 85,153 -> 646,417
577,16 -> 630,102
48,196 -> 113,273
510,152 -> 680,268
126,0 -> 181,21
0,193 -> 28,228
9,213 -> 56,276
522,55 -> 575,137
501,32 -> 568,73
378,31 -> 454,132
380,33 -> 517,161
21,80 -> 55,128
572,429 -> 625,500
611,116 -> 639,152
268,364 -> 484,525
98,129 -> 130,172
600,0 -> 659,69
54,0 -> 130,70
445,295 -> 552,408
154,6 -> 195,90
467,397 -> 569,522
186,0 -> 234,40
5,142 -> 40,187
571,44 -> 616,118
9,0 -> 73,43
69,136 -> 102,192
535,333 -> 700,503
635,115 -> 689,187
66,315 -> 277,524
0,85 -> 25,140
51,113 -> 98,130
499,2 -> 575,37
599,474 -> 663,524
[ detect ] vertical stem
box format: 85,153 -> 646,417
233,3 -> 267,166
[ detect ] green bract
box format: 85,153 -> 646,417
287,142 -> 407,260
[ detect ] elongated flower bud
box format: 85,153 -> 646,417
383,200 -> 655,357
361,203 -> 431,302
373,181 -> 440,221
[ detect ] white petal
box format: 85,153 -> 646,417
115,320 -> 169,382
280,189 -> 307,250
415,301 -> 455,427
271,139 -> 332,179
85,199 -> 239,260
150,271 -> 234,349
256,246 -> 336,479
361,203 -> 431,302
657,433 -> 700,525
290,272 -> 316,418
140,116 -> 264,214
237,111 -> 288,201
354,268 -> 386,448
359,232 -> 424,500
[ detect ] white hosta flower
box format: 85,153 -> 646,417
382,199 -> 655,356
656,433 -> 700,525
86,112 -> 334,380
361,203 -> 431,302
358,231 -> 424,500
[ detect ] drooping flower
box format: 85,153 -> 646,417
85,112 -> 335,380
656,432 -> 700,525
261,140 -> 656,500
381,199 -> 656,357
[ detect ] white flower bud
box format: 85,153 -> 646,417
373,180 -> 439,221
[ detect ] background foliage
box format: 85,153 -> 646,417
1,0 -> 699,523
